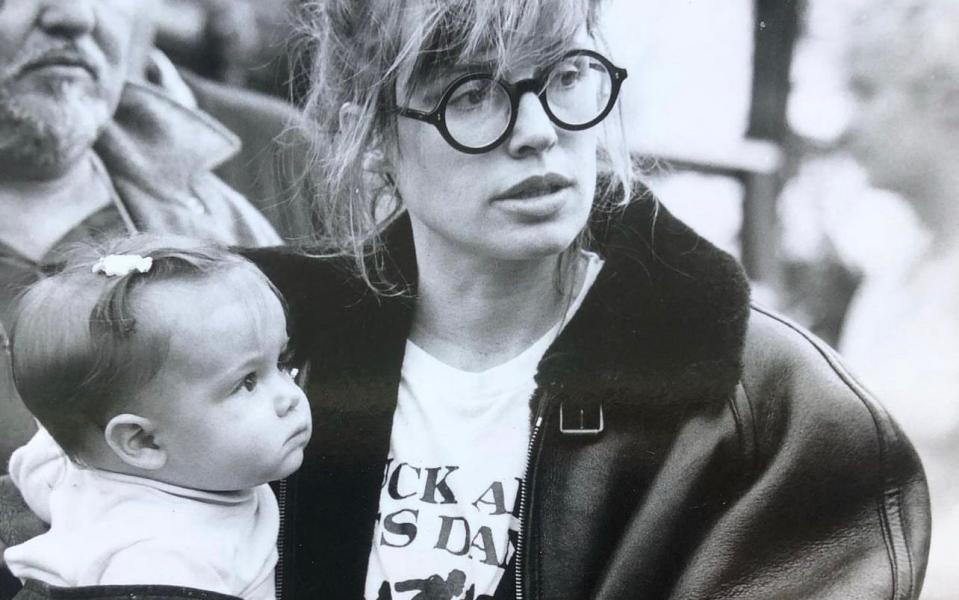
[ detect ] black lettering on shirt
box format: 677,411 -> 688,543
434,515 -> 471,556
421,466 -> 459,504
381,509 -> 419,548
469,526 -> 499,566
388,462 -> 422,500
471,481 -> 507,515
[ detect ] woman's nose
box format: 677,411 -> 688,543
506,92 -> 558,157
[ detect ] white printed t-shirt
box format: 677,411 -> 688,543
4,428 -> 278,599
365,252 -> 603,600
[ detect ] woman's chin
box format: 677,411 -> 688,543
486,226 -> 584,261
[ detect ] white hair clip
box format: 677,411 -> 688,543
91,254 -> 154,277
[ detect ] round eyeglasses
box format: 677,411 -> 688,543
393,49 -> 628,154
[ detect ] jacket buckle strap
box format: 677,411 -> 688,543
558,400 -> 605,435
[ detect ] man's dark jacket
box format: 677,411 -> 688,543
1,190 -> 930,599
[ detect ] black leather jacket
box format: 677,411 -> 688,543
1,191 -> 930,599
246,193 -> 930,599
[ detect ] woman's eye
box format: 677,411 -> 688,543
561,70 -> 581,86
448,81 -> 494,110
552,65 -> 584,88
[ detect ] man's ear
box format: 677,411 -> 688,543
104,415 -> 166,471
338,102 -> 392,174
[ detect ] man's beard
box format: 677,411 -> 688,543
0,80 -> 111,177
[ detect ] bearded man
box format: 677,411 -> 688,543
0,0 -> 283,469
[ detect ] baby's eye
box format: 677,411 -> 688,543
238,372 -> 258,393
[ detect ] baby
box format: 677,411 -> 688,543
3,234 -> 311,599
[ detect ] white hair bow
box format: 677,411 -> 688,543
91,254 -> 154,277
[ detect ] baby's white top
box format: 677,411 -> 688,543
4,428 -> 278,599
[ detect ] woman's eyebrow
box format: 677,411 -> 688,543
420,60 -> 497,83
407,64 -> 486,101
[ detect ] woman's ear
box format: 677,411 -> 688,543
104,415 -> 166,471
362,148 -> 391,174
339,102 -> 392,174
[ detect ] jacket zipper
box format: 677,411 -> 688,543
275,478 -> 288,600
515,389 -> 551,600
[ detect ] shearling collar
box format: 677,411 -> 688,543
541,194 -> 751,411
319,186 -> 752,413
248,189 -> 752,596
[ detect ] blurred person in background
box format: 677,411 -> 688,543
0,0 -> 284,475
153,0 -> 300,97
147,0 -> 317,242
840,1 -> 959,596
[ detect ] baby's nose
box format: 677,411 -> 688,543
275,379 -> 305,416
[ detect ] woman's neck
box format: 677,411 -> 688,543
410,242 -> 581,373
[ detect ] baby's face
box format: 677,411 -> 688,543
133,272 -> 311,492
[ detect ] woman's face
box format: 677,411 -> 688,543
388,30 -> 599,263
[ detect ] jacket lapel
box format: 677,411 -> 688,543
537,193 -> 750,413
285,228 -> 418,598
93,82 -> 280,246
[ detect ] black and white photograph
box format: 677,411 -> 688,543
0,0 -> 948,598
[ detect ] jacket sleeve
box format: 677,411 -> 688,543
674,306 -> 931,599
11,579 -> 241,600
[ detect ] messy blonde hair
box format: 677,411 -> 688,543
298,0 -> 632,292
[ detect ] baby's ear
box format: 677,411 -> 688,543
104,415 -> 166,471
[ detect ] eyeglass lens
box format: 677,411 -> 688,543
443,54 -> 615,150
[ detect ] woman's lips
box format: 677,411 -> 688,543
491,174 -> 574,202
490,174 -> 575,219
493,190 -> 571,219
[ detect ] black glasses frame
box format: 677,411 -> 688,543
393,49 -> 628,154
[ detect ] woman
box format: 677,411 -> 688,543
0,0 -> 931,599
248,0 -> 930,598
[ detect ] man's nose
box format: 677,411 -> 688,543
506,92 -> 558,157
38,0 -> 97,38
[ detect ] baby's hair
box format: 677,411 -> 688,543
11,234 -> 284,459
